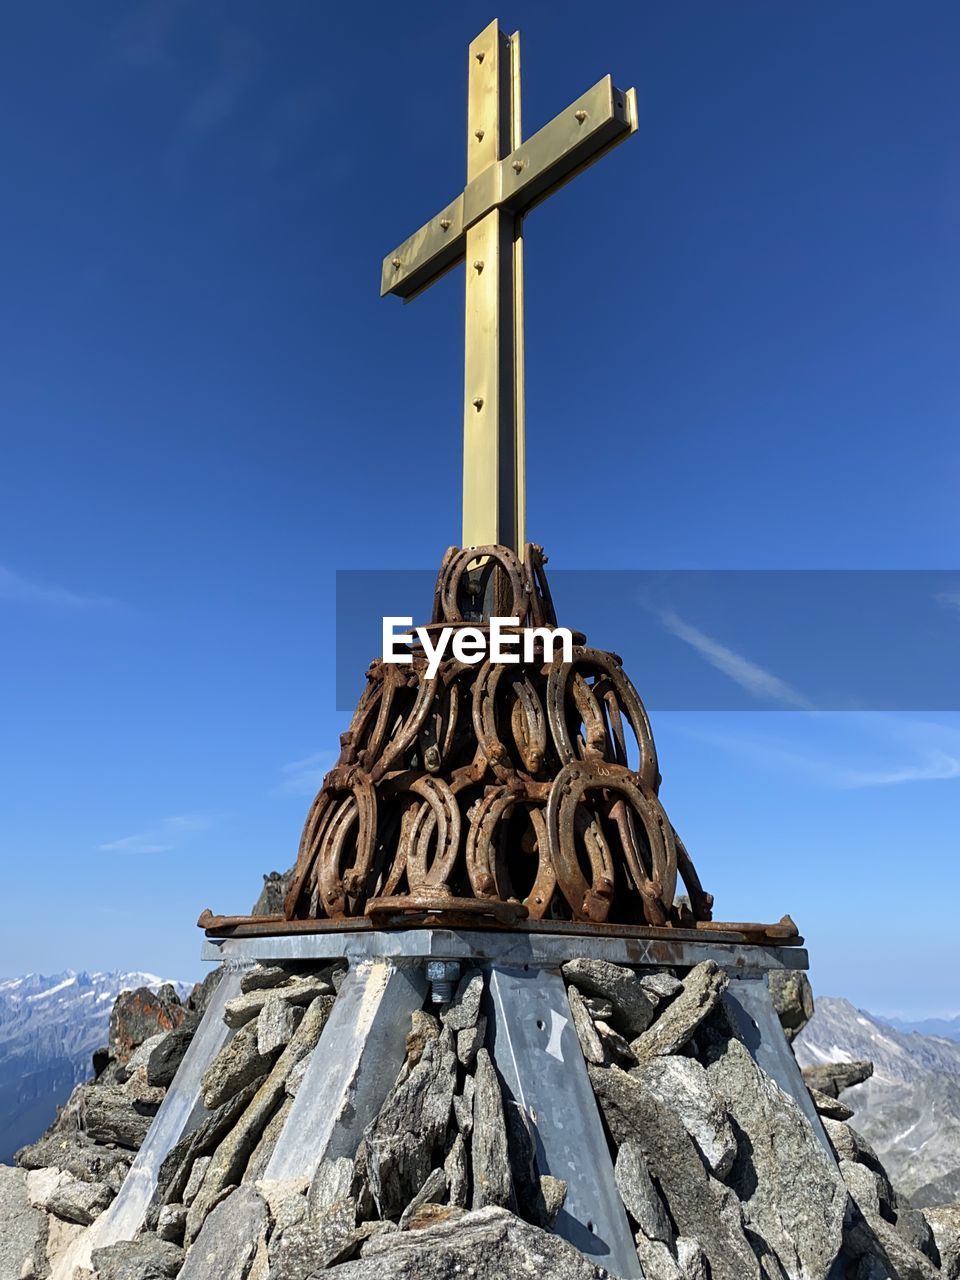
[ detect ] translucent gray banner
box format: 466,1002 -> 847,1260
335,570 -> 960,712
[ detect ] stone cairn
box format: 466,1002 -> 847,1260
5,955 -> 960,1280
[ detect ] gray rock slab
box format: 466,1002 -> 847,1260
147,1028 -> 196,1088
256,994 -> 301,1056
676,1237 -> 708,1280
440,971 -> 484,1032
268,1194 -> 358,1278
767,971 -> 815,1042
91,1236 -> 184,1280
0,1164 -> 46,1280
253,1176 -> 307,1234
589,1064 -> 762,1280
808,1087 -> 853,1120
443,1135 -> 468,1209
801,1060 -> 873,1099
242,1096 -> 291,1184
223,977 -> 334,1029
614,1139 -> 672,1242
455,1015 -> 486,1068
201,1022 -> 276,1110
186,994 -> 333,1241
399,1167 -> 448,1229
16,1134 -> 129,1186
632,1056 -> 736,1179
634,1235 -> 683,1280
178,1185 -> 268,1280
471,1049 -> 514,1211
43,1174 -> 114,1226
630,960 -> 727,1061
240,965 -> 291,994
156,1203 -> 186,1244
307,1157 -> 354,1217
703,1032 -> 847,1280
594,1019 -> 637,1067
924,1204 -> 960,1280
334,1204 -> 609,1279
567,983 -> 604,1065
80,1088 -> 157,1150
365,1037 -> 457,1219
562,958 -> 657,1037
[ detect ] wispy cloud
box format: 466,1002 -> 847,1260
658,608 -> 812,709
99,814 -> 214,855
0,565 -> 116,611
278,751 -> 337,797
935,590 -> 960,614
674,714 -> 960,790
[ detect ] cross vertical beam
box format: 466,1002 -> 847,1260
380,20 -> 637,554
463,21 -> 524,551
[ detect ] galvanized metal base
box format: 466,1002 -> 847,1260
57,930 -> 826,1280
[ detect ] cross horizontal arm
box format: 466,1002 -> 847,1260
381,75 -> 637,301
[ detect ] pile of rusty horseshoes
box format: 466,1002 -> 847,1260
283,544 -> 714,930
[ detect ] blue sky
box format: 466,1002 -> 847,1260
0,2 -> 957,1014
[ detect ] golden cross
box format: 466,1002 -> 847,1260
381,19 -> 637,552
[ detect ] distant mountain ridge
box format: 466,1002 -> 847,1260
0,970 -> 190,1164
877,1012 -> 960,1043
795,995 -> 960,1207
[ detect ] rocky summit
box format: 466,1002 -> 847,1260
2,959 -> 959,1280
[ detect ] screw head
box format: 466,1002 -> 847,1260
391,257 -> 401,269
512,159 -> 524,174
575,109 -> 587,124
440,218 -> 451,231
426,960 -> 460,983
473,260 -> 484,272
475,129 -> 485,141
475,50 -> 485,63
472,397 -> 484,410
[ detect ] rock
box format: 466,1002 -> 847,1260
567,983 -> 604,1065
268,1195 -> 359,1277
201,1022 -> 278,1109
178,1185 -> 269,1280
122,1065 -> 167,1107
594,1020 -> 637,1067
703,1031 -> 847,1280
223,978 -> 334,1029
440,971 -> 484,1032
397,1203 -> 461,1232
80,1086 -> 157,1149
538,1176 -> 567,1230
562,958 -> 657,1037
924,1205 -> 960,1279
634,1235 -> 683,1280
896,1205 -> 937,1262
121,1034 -> 167,1082
91,1236 -> 184,1280
824,1121 -> 896,1215
471,1048 -> 515,1211
614,1138 -> 672,1242
456,1016 -> 486,1069
405,1011 -> 440,1066
0,1165 -> 46,1280
157,1203 -> 187,1244
285,1057 -> 310,1098
147,1027 -> 196,1087
31,1169 -> 113,1224
240,965 -> 291,994
640,972 -> 683,1005
109,987 -> 187,1064
186,967 -> 224,1017
800,1060 -> 873,1099
150,1079 -> 261,1224
843,1190 -> 940,1280
767,971 -> 815,1042
630,961 -> 727,1062
254,1176 -> 307,1233
256,993 -> 302,1056
242,1096 -> 291,1184
589,1064 -> 763,1280
399,1168 -> 448,1228
453,1076 -> 474,1138
308,1157 -> 354,1216
365,1037 -> 458,1219
186,995 -> 334,1241
676,1237 -> 709,1280
337,1204 -> 607,1279
502,1098 -> 557,1229
582,996 -> 614,1020
183,1156 -> 210,1207
444,1135 -> 468,1209
16,1133 -> 129,1185
632,1056 -> 736,1179
807,1087 -> 853,1121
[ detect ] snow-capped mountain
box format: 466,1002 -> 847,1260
794,995 -> 960,1207
0,970 -> 190,1164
